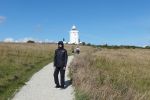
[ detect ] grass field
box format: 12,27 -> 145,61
0,43 -> 57,100
0,43 -> 91,100
70,48 -> 150,100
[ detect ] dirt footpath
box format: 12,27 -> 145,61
12,56 -> 74,100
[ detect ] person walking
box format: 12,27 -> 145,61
53,41 -> 68,88
75,46 -> 80,54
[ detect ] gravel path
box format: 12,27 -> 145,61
12,56 -> 74,100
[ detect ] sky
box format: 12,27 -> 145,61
0,0 -> 150,46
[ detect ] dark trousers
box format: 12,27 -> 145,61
54,67 -> 65,86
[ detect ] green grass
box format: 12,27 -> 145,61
0,43 -> 91,100
0,43 -> 56,100
75,89 -> 90,100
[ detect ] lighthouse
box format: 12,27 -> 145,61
69,25 -> 79,44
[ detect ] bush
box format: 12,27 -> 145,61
27,40 -> 35,43
81,42 -> 86,46
145,46 -> 150,49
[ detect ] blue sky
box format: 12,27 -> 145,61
0,0 -> 150,46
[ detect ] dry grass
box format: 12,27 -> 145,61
0,43 -> 79,100
70,48 -> 150,100
0,43 -> 89,100
0,43 -> 57,100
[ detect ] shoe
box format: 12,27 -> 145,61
55,85 -> 60,88
60,85 -> 65,89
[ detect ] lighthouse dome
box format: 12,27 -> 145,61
72,25 -> 77,30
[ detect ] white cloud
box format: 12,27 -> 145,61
3,37 -> 56,43
4,38 -> 14,42
0,16 -> 6,24
17,37 -> 37,43
44,39 -> 52,42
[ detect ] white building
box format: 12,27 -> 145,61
69,25 -> 79,44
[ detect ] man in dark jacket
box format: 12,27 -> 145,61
53,41 -> 68,88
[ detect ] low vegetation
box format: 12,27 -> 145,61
0,43 -> 75,100
0,42 -> 90,100
70,48 -> 150,100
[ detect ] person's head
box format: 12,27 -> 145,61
58,41 -> 64,49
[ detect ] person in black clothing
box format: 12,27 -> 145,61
53,41 -> 68,88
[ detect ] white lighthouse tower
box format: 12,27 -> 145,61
69,25 -> 79,44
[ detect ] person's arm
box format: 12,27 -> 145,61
64,50 -> 68,68
54,50 -> 57,67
